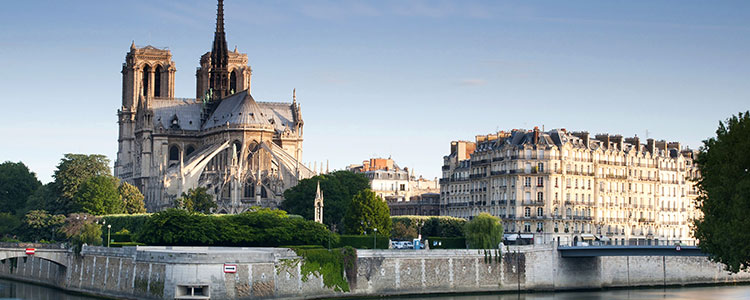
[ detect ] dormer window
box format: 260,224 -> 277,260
170,115 -> 180,129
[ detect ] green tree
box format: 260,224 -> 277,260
0,161 -> 41,214
392,221 -> 417,240
464,213 -> 503,249
0,213 -> 21,237
175,187 -> 216,214
73,175 -> 123,215
119,182 -> 146,214
693,111 -> 750,273
22,183 -> 55,215
69,223 -> 103,253
282,171 -> 370,229
342,189 -> 392,235
17,210 -> 65,242
51,154 -> 111,214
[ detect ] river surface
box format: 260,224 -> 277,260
1,278 -> 749,299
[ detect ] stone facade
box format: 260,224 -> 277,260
3,245 -> 750,300
114,0 -> 313,212
388,193 -> 440,216
348,158 -> 439,202
440,127 -> 701,246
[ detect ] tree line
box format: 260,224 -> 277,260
0,154 -> 145,244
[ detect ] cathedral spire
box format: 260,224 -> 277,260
209,0 -> 230,100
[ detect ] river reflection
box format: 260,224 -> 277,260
385,285 -> 750,300
0,279 -> 104,300
1,278 -> 749,300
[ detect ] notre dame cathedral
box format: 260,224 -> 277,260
114,0 -> 314,213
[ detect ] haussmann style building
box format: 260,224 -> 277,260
114,0 -> 314,213
440,127 -> 701,246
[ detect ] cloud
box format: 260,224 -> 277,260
458,79 -> 487,86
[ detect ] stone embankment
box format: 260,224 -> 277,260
1,244 -> 749,299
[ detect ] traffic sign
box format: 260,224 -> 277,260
25,248 -> 36,255
223,264 -> 237,273
675,245 -> 681,251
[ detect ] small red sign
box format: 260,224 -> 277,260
223,264 -> 237,273
675,245 -> 681,251
25,248 -> 36,255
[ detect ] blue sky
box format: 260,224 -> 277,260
1,1 -> 749,183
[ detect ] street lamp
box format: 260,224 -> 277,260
107,224 -> 112,247
373,228 -> 378,249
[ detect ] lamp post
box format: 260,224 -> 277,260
373,228 -> 378,249
107,224 -> 112,247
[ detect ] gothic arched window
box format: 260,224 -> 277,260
154,65 -> 163,97
169,145 -> 179,161
142,65 -> 151,97
230,70 -> 237,94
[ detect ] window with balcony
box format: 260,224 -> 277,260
537,177 -> 544,187
524,177 -> 531,187
537,192 -> 543,202
537,207 -> 543,216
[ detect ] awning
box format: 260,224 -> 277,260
504,234 -> 519,241
598,236 -> 611,241
581,234 -> 596,240
520,234 -> 534,239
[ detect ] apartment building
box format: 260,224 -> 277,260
440,127 -> 701,246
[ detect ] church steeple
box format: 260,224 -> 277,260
209,0 -> 230,100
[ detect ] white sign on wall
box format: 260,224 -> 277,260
223,264 -> 237,273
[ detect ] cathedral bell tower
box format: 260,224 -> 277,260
196,0 -> 252,103
115,41 -> 175,179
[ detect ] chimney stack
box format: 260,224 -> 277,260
595,134 -> 611,149
646,139 -> 655,154
572,131 -> 590,148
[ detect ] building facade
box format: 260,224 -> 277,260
388,193 -> 440,216
348,158 -> 438,201
114,0 -> 314,213
440,128 -> 701,246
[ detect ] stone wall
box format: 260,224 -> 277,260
2,244 -> 750,299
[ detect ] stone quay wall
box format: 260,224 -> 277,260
1,244 -> 750,299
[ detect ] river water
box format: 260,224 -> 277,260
1,278 -> 749,300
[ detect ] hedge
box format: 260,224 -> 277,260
100,214 -> 151,242
336,234 -> 389,249
136,208 -> 335,247
426,237 -> 466,249
110,242 -> 145,248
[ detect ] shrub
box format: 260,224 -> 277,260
110,241 -> 145,248
136,208 -> 335,247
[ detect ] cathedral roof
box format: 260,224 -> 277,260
152,98 -> 202,131
202,90 -> 273,130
